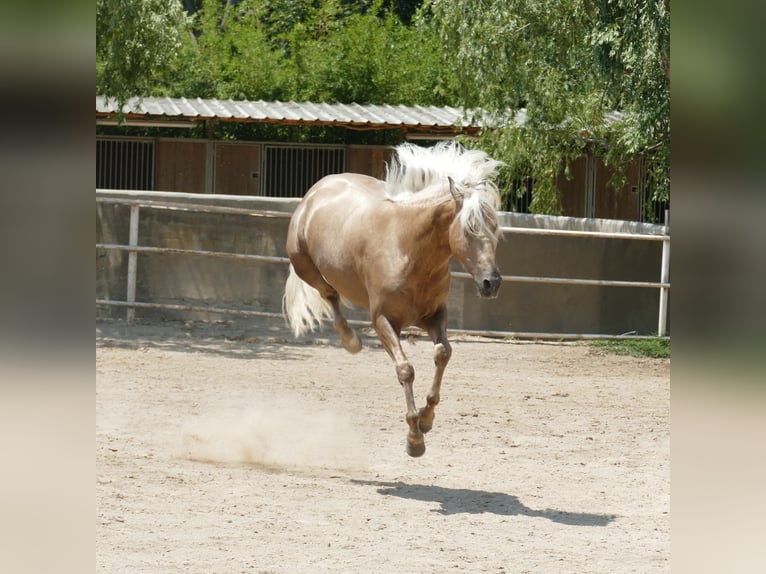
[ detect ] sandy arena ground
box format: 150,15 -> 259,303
96,318 -> 669,573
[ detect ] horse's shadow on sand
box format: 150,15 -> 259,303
350,480 -> 615,526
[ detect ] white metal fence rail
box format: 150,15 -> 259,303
96,195 -> 670,340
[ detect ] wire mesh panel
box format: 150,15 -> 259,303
97,138 -> 155,190
509,177 -> 534,213
261,145 -> 345,198
638,157 -> 670,224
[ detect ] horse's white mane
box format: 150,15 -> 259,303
384,141 -> 504,240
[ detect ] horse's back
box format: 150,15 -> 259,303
303,172 -> 387,209
286,173 -> 390,307
288,173 -> 387,246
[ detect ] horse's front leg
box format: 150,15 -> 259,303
418,308 -> 451,434
372,313 -> 425,457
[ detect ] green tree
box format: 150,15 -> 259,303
167,0 -> 289,100
97,0 -> 191,110
96,0 -> 449,111
428,0 -> 670,215
288,2 -> 449,105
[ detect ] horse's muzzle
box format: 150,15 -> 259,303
477,269 -> 502,299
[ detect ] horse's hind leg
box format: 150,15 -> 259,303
328,296 -> 362,353
372,313 -> 425,457
418,308 -> 452,434
290,253 -> 361,353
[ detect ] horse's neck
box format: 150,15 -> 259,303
393,199 -> 455,264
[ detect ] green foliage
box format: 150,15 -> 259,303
99,0 -> 449,108
590,337 -> 670,359
168,0 -> 289,100
287,3 -> 450,104
595,1 -> 670,205
430,0 -> 670,214
97,0 -> 191,110
96,0 -> 669,204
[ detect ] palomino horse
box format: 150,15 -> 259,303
284,142 -> 503,457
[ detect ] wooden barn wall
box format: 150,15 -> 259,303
593,157 -> 641,221
154,140 -> 389,197
215,143 -> 262,196
558,156 -> 588,217
558,155 -> 642,220
346,145 -> 393,180
107,136 -> 646,221
156,140 -> 207,194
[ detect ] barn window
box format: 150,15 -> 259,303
261,145 -> 345,198
97,138 -> 155,190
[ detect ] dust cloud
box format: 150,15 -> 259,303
179,396 -> 369,471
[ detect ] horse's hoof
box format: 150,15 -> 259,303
343,331 -> 362,354
406,439 -> 426,458
417,407 -> 434,433
418,418 -> 434,434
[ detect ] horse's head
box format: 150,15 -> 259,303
446,177 -> 502,299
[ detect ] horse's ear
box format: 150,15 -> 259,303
448,177 -> 464,210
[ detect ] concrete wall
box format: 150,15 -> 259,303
97,190 -> 669,336
457,213 -> 668,335
97,190 -> 298,323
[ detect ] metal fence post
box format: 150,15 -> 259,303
657,234 -> 670,336
126,205 -> 140,324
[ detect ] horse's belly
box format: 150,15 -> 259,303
317,263 -> 370,309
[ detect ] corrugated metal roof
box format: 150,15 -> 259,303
96,96 -> 479,132
96,96 -> 622,134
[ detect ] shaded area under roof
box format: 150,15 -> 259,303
96,96 -> 486,135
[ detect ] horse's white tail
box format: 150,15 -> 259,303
283,264 -> 333,338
